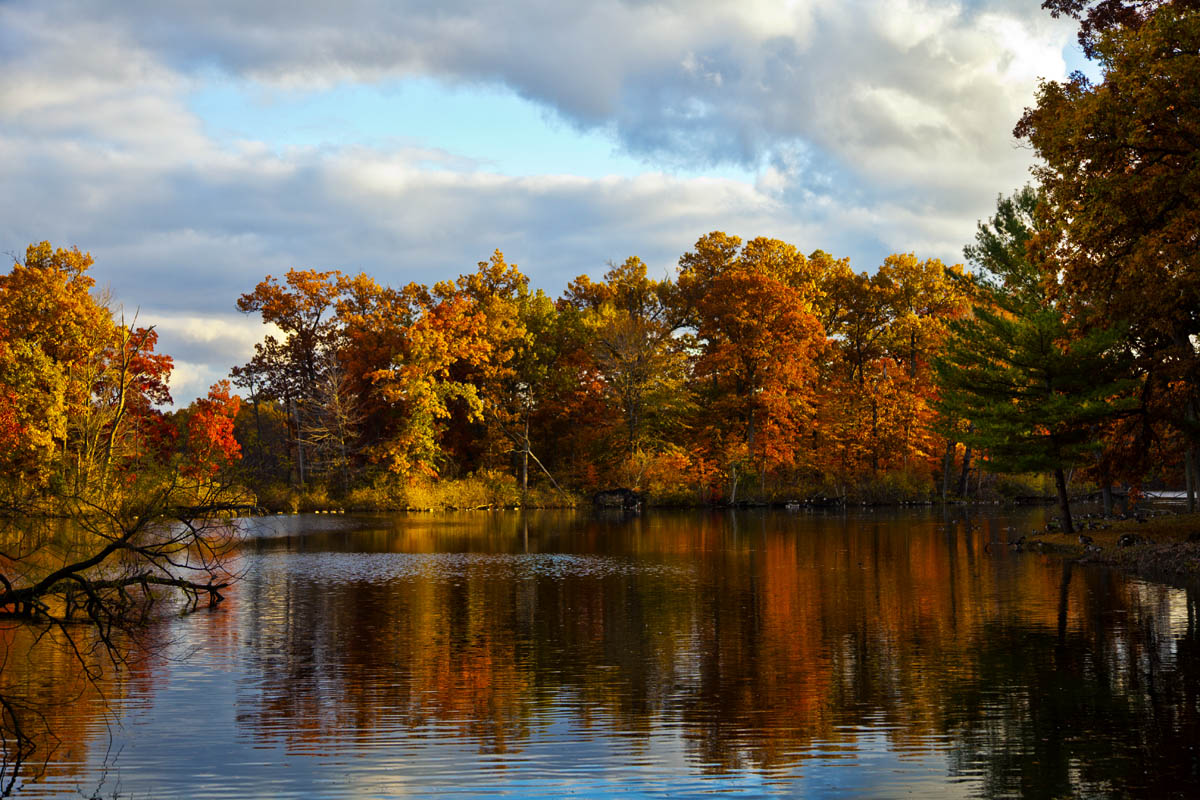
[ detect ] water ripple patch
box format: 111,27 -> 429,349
252,551 -> 692,584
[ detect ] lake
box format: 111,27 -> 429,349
7,507 -> 1200,798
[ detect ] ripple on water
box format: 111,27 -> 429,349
249,551 -> 694,584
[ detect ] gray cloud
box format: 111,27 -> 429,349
9,0 -> 1071,170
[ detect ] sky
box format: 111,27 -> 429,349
0,0 -> 1091,404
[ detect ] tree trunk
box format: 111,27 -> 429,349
102,327 -> 133,483
339,438 -> 350,493
521,411 -> 529,505
1101,481 -> 1113,517
251,387 -> 264,468
870,400 -> 879,474
1054,467 -> 1075,534
291,397 -> 305,488
521,448 -> 529,501
941,440 -> 955,502
957,434 -> 973,498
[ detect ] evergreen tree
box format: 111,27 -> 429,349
936,188 -> 1136,533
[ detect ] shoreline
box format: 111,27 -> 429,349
1019,510 -> 1200,585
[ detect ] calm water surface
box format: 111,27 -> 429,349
8,508 -> 1200,798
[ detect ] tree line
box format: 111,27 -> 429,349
227,237 -> 972,509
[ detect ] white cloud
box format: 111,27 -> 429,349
166,359 -> 232,407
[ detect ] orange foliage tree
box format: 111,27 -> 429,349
0,243 -> 225,504
679,233 -> 828,502
560,256 -> 689,488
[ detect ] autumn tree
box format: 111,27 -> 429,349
177,380 -> 243,482
456,253 -> 565,497
678,232 -> 827,313
515,293 -> 605,489
332,273 -> 417,456
236,269 -> 342,399
819,267 -> 893,476
562,257 -> 689,483
0,244 -> 183,506
1018,4 -> 1200,504
877,255 -> 966,381
366,280 -> 489,481
0,244 -> 108,499
235,269 -> 343,486
810,255 -> 966,484
92,322 -> 174,483
876,255 -> 968,484
1041,0 -> 1200,57
679,233 -> 827,502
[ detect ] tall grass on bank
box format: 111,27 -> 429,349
255,469 -> 580,512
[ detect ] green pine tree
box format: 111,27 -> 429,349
936,188 -> 1136,533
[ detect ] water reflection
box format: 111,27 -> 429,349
7,508 -> 1200,798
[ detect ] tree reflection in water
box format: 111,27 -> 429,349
0,612 -> 171,794
6,509 -> 1200,798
